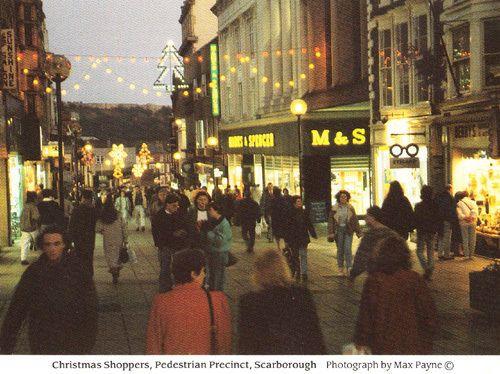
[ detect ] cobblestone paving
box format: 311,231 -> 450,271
0,223 -> 498,354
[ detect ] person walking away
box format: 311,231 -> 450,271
149,186 -> 169,217
270,187 -> 290,251
96,194 -> 128,284
151,193 -> 189,292
349,206 -> 394,281
236,190 -> 261,253
37,189 -> 65,231
381,181 -> 415,240
284,196 -> 317,282
19,191 -> 40,265
132,186 -> 147,232
435,185 -> 457,260
186,191 -> 212,252
414,185 -> 440,280
238,249 -> 325,354
114,189 -> 131,228
260,183 -> 274,242
146,249 -> 231,354
212,186 -> 223,204
354,234 -> 437,354
328,190 -> 362,277
457,191 -> 478,260
221,189 -> 236,223
0,226 -> 98,354
68,189 -> 97,276
206,202 -> 232,291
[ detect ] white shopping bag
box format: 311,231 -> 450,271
255,221 -> 262,237
127,246 -> 138,264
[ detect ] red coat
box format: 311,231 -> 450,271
146,282 -> 231,354
354,270 -> 437,354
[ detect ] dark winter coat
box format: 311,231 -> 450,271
238,286 -> 326,355
285,207 -> 317,248
236,197 -> 261,226
381,196 -> 415,239
414,199 -> 440,234
186,207 -> 212,252
435,191 -> 458,236
37,199 -> 65,228
152,209 -> 189,251
270,196 -> 291,238
68,202 -> 97,274
354,270 -> 437,355
0,252 -> 98,354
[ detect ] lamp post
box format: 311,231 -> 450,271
290,99 -> 308,199
206,136 -> 219,189
45,53 -> 71,207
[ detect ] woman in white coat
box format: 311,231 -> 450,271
456,191 -> 478,259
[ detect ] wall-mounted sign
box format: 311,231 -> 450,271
228,133 -> 275,149
210,43 -> 220,117
390,157 -> 420,169
310,128 -> 366,147
389,143 -> 419,158
42,142 -> 60,158
1,29 -> 17,89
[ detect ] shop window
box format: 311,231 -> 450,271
412,14 -> 430,102
484,18 -> 500,87
248,16 -> 256,58
395,22 -> 410,105
379,29 -> 393,107
238,82 -> 244,117
452,24 -> 471,92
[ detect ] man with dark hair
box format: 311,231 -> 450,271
0,226 -> 98,354
68,189 -> 98,276
37,189 -> 65,231
152,193 -> 189,292
350,206 -> 395,281
171,248 -> 207,284
435,184 -> 457,260
149,186 -> 169,217
236,190 -> 261,253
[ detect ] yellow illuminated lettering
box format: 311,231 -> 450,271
352,128 -> 366,145
311,130 -> 330,146
334,131 -> 349,145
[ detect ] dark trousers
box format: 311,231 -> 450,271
241,222 -> 256,251
158,247 -> 173,293
75,245 -> 95,277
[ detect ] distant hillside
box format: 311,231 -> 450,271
64,102 -> 172,143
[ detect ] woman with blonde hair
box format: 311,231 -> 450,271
238,249 -> 325,354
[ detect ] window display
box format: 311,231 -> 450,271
331,156 -> 370,214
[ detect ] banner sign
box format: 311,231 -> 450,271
210,43 -> 220,117
1,29 -> 17,90
390,157 -> 420,169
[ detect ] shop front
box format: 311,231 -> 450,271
372,119 -> 429,206
220,112 -> 371,221
446,117 -> 499,258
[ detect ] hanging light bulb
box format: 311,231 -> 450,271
289,80 -> 295,87
274,82 -> 281,88
91,63 -> 98,69
261,76 -> 269,83
61,89 -> 67,96
230,67 -> 237,73
45,87 -> 53,93
105,68 -> 112,74
117,76 -> 124,83
156,92 -> 162,97
129,83 -> 136,90
73,83 -> 80,90
23,68 -> 29,75
300,73 -> 307,79
220,75 -> 226,82
142,88 -> 149,94
309,63 -> 315,70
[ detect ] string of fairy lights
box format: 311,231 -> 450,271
17,45 -> 324,99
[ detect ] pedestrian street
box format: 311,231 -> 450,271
0,225 -> 498,355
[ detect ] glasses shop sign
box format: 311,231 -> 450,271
389,143 -> 420,169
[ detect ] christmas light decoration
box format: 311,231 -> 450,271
109,144 -> 127,180
154,42 -> 185,94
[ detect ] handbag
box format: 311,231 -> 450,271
225,252 -> 238,267
119,244 -> 129,264
204,288 -> 218,355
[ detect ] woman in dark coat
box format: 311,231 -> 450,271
270,186 -> 290,251
381,181 -> 415,239
238,249 -> 325,355
284,195 -> 317,281
354,233 -> 437,354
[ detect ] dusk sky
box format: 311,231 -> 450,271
43,0 -> 184,106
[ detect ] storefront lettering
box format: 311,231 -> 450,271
228,133 -> 275,149
311,128 -> 366,147
454,124 -> 488,139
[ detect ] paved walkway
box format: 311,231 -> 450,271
0,224 -> 498,354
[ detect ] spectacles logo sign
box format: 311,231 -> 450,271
311,128 -> 366,147
389,143 -> 419,158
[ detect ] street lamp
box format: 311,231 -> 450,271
45,53 -> 71,206
206,136 -> 219,189
290,99 -> 308,198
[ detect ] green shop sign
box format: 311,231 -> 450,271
210,43 -> 220,117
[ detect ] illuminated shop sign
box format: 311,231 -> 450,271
210,44 -> 220,117
310,128 -> 367,147
1,29 -> 17,89
228,133 -> 275,149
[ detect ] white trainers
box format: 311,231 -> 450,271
336,267 -> 346,276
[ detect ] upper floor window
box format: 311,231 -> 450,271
452,24 -> 470,92
412,14 -> 429,102
379,29 -> 393,107
484,18 -> 500,87
195,120 -> 205,149
395,22 -> 410,105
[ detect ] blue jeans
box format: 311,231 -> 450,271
335,226 -> 353,269
208,252 -> 228,291
460,224 -> 476,257
158,247 -> 173,293
417,231 -> 435,273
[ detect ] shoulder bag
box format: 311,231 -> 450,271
204,288 -> 218,354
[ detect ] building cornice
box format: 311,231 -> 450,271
179,0 -> 195,24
